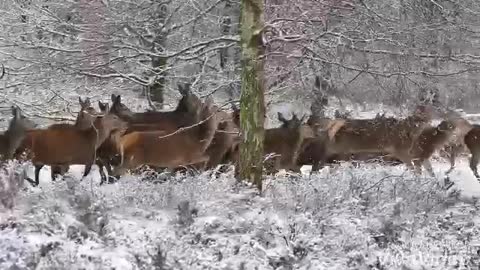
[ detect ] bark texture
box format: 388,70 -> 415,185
238,0 -> 265,191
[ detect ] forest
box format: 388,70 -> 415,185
1,0 -> 480,269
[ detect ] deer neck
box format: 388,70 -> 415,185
197,110 -> 217,153
91,119 -> 113,149
290,128 -> 306,166
4,126 -> 28,159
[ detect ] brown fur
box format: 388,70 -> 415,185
185,104 -> 241,173
95,91 -> 206,183
464,125 -> 480,179
232,113 -> 315,175
21,109 -> 127,186
201,119 -> 240,171
409,120 -> 457,176
112,98 -> 218,178
438,117 -> 473,174
298,115 -> 401,173
109,83 -> 202,129
16,97 -> 98,182
314,105 -> 433,173
48,97 -> 98,180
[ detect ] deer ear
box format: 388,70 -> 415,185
314,75 -> 321,89
11,106 -> 20,118
277,112 -> 287,123
114,95 -> 121,104
231,103 -> 238,111
178,83 -> 190,96
98,101 -> 106,112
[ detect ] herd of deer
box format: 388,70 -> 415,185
1,69 -> 480,187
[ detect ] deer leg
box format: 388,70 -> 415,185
80,163 -> 93,180
469,153 -> 480,180
50,166 -> 61,182
34,164 -> 43,186
422,159 -> 435,177
104,160 -> 117,184
112,163 -> 128,181
96,159 -> 107,185
445,145 -> 459,175
396,153 -> 416,175
411,158 -> 425,176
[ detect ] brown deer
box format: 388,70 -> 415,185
232,112 -> 315,175
312,105 -> 433,173
110,83 -> 203,128
21,106 -> 127,186
298,112 -> 400,174
96,86 -> 205,183
437,117 -> 472,174
197,103 -> 241,172
409,120 -> 457,176
111,97 -> 218,179
0,106 -> 36,161
49,97 -> 99,180
15,97 -> 99,182
464,125 -> 480,180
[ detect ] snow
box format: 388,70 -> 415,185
1,113 -> 480,269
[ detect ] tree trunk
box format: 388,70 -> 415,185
148,3 -> 168,108
238,0 -> 265,192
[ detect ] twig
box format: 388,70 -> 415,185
156,100 -> 239,139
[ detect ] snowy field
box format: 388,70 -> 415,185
1,109 -> 480,269
1,157 -> 480,270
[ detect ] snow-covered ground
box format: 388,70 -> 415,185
1,109 -> 480,270
1,157 -> 480,270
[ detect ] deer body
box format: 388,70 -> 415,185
315,107 -> 432,173
232,113 -> 314,175
112,99 -> 218,178
22,111 -> 126,186
409,120 -> 457,176
464,125 -> 480,179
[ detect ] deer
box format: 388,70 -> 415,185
111,97 -> 219,179
0,106 -> 37,161
297,110 -> 400,174
49,97 -> 99,180
437,117 -> 473,175
463,125 -> 480,180
231,112 -> 315,176
408,119 -> 458,176
110,83 -> 203,128
20,105 -> 127,186
96,86 -> 206,183
196,103 -> 241,174
310,105 -> 434,174
15,97 -> 99,182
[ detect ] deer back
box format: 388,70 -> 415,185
24,109 -> 126,165
118,98 -> 218,169
110,83 -> 203,127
